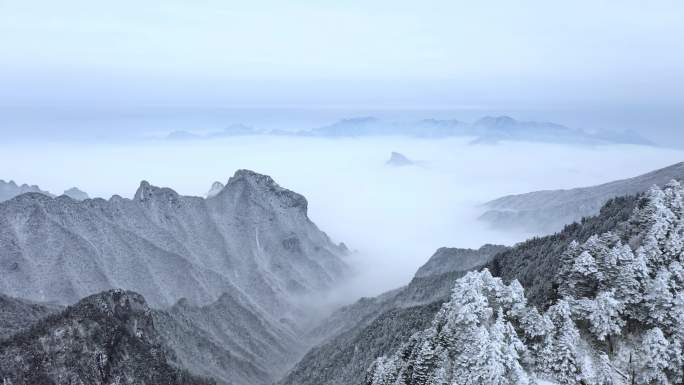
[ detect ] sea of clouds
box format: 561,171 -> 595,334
1,134 -> 683,302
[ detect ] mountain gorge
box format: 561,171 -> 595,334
3,167 -> 684,385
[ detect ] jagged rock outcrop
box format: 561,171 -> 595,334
0,170 -> 349,319
0,179 -> 52,202
62,186 -> 90,200
0,289 -> 215,385
480,161 -> 684,234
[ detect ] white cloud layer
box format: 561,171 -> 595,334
1,136 -> 682,301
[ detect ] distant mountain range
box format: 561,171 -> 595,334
164,116 -> 654,146
480,161 -> 684,234
0,179 -> 89,202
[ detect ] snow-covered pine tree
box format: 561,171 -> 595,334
635,328 -> 671,385
541,300 -> 583,385
585,290 -> 625,343
593,353 -> 617,385
367,270 -> 532,385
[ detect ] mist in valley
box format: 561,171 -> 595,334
2,130 -> 683,305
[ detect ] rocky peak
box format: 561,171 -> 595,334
63,187 -> 90,201
224,169 -> 308,212
206,181 -> 225,198
79,289 -> 150,318
134,180 -> 180,203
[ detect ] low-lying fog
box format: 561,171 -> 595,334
2,135 -> 683,301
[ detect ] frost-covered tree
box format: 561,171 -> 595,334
366,270 -> 531,385
369,181 -> 684,385
635,328 -> 671,385
540,300 -> 582,385
586,291 -> 625,343
643,269 -> 674,328
593,353 -> 616,385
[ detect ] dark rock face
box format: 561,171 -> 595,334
0,289 -> 215,385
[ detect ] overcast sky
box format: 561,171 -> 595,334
1,0 -> 682,109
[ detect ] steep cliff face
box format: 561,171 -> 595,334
0,290 -> 214,385
0,170 -> 349,320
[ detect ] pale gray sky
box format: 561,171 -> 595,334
1,0 -> 682,108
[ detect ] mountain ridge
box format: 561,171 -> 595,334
480,161 -> 684,234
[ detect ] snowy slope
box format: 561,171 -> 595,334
367,180 -> 684,385
480,161 -> 684,234
0,170 -> 349,320
0,289 -> 214,385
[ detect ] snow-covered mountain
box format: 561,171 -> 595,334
0,170 -> 349,317
303,116 -> 653,145
0,179 -> 52,202
0,170 -> 350,385
0,289 -> 214,385
480,161 -> 684,234
62,186 -> 90,200
0,294 -> 60,339
206,181 -> 225,198
367,181 -> 684,385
